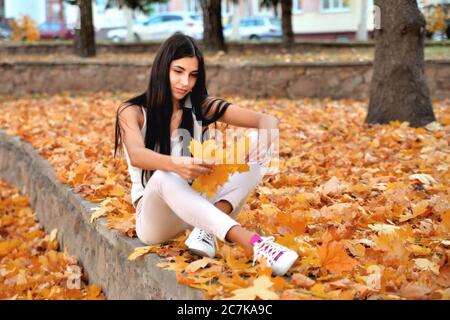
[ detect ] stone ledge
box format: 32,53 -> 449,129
0,40 -> 447,55
0,129 -> 204,300
1,60 -> 448,100
1,59 -> 448,68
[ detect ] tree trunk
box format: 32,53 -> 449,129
281,0 -> 293,48
365,0 -> 435,128
201,0 -> 227,52
356,0 -> 368,41
75,0 -> 96,57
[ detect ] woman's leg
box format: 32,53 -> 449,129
208,161 -> 268,254
210,161 -> 268,220
135,159 -> 297,276
136,169 -> 240,245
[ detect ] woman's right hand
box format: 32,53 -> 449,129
170,156 -> 216,180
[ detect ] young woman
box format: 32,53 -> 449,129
114,33 -> 298,276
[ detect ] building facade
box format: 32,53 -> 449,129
1,0 -> 66,24
291,0 -> 376,40
2,0 -> 443,40
154,0 -> 375,40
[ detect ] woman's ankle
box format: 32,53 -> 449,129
214,200 -> 233,215
225,226 -> 257,255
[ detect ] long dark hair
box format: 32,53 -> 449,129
114,32 -> 230,188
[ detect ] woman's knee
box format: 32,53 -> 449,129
150,170 -> 170,182
137,227 -> 170,245
151,170 -> 185,184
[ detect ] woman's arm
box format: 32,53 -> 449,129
203,100 -> 280,164
118,105 -> 213,178
212,102 -> 279,130
118,105 -> 174,172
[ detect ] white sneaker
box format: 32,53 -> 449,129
252,236 -> 298,276
184,228 -> 217,258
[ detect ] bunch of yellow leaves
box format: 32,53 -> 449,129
188,136 -> 251,199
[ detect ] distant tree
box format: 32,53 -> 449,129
280,0 -> 293,48
201,0 -> 227,52
106,0 -> 165,15
65,0 -> 96,57
366,0 -> 436,128
65,0 -> 167,55
425,4 -> 448,35
261,0 -> 293,48
261,0 -> 279,17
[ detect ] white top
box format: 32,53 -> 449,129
123,94 -> 205,207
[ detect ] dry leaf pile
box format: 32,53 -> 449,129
0,180 -> 104,300
0,92 -> 449,300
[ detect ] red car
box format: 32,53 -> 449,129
39,22 -> 74,40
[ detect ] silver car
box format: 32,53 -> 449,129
107,12 -> 203,42
224,16 -> 282,41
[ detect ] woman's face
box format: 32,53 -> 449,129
169,56 -> 199,101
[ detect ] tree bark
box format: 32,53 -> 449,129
365,0 -> 435,128
281,0 -> 293,49
201,0 -> 227,52
75,0 -> 96,57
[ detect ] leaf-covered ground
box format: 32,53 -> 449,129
0,46 -> 447,64
0,93 -> 449,300
0,179 -> 104,300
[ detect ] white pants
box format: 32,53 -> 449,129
135,159 -> 267,245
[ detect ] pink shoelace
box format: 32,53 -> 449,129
252,236 -> 286,266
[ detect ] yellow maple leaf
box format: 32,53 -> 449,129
441,210 -> 450,231
413,258 -> 440,275
224,276 -> 279,300
157,256 -> 189,272
185,257 -> 221,273
188,137 -> 250,199
318,233 -> 358,274
89,198 -> 114,223
128,246 -> 159,261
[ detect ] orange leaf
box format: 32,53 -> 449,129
318,234 -> 358,274
292,273 -> 316,288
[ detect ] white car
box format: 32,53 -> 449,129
107,12 -> 203,42
223,16 -> 282,41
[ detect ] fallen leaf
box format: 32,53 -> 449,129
224,276 -> 279,300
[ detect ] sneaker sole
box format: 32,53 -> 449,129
188,248 -> 214,258
272,251 -> 299,276
185,240 -> 215,258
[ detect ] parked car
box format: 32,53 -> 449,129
0,22 -> 12,40
107,12 -> 203,42
39,22 -> 74,40
223,16 -> 282,41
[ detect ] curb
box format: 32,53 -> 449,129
0,129 -> 204,300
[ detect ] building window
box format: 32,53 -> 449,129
292,0 -> 303,14
321,0 -> 351,13
154,3 -> 169,13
